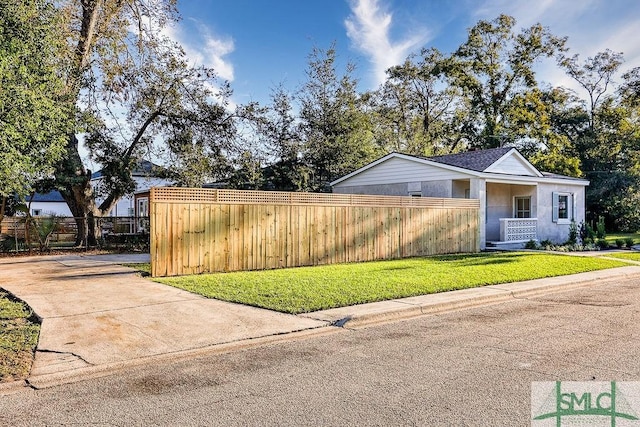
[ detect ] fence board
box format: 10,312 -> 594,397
150,187 -> 480,277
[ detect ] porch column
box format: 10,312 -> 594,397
470,178 -> 486,250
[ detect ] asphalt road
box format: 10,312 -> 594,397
2,275 -> 639,426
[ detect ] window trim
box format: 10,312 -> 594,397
552,192 -> 574,224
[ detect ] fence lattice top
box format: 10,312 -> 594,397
150,187 -> 479,208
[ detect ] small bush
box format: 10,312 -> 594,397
580,221 -> 595,244
539,239 -> 553,248
625,237 -> 635,248
596,216 -> 606,239
567,221 -> 578,245
615,239 -> 625,249
597,238 -> 609,249
524,239 -> 538,249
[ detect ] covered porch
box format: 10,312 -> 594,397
484,181 -> 538,248
457,178 -> 539,249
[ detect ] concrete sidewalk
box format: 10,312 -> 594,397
1,252 -> 640,392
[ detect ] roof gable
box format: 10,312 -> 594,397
330,148 -> 576,188
483,149 -> 542,177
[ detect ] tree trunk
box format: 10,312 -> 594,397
0,196 -> 6,227
60,184 -> 92,247
56,134 -> 99,247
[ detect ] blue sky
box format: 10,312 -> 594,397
167,0 -> 640,105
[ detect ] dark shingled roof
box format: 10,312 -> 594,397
29,191 -> 65,202
426,147 -> 514,172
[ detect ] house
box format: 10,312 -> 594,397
26,191 -> 73,217
330,147 -> 589,249
91,160 -> 171,217
25,160 -> 172,218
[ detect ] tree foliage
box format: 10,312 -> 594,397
0,0 -> 71,208
371,48 -> 468,156
6,7 -> 640,242
442,14 -> 566,148
297,45 -> 381,191
49,0 -> 253,245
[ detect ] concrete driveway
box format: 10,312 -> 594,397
0,254 -> 328,388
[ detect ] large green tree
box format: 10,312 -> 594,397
557,49 -> 640,228
258,85 -> 308,191
50,0 -> 245,246
0,0 -> 71,221
372,48 -> 470,156
298,45 -> 380,191
443,14 -> 566,148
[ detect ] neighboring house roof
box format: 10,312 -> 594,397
330,147 -> 588,187
427,147 -> 513,172
28,191 -> 66,202
91,160 -> 163,179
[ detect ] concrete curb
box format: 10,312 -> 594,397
300,266 -> 640,329
18,325 -> 339,392
0,327 -> 339,396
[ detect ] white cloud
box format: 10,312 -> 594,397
160,20 -> 235,82
345,0 -> 428,86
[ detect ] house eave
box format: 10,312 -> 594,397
480,172 -> 589,186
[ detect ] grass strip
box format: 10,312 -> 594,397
0,291 -> 40,382
601,252 -> 640,262
150,252 -> 626,314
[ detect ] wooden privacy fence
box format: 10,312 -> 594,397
150,188 -> 480,277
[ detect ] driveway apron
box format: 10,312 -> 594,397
0,254 -> 327,380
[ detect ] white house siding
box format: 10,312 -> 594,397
485,155 -> 537,176
28,201 -> 72,217
94,177 -> 172,217
333,157 -> 470,187
333,179 -> 461,198
536,181 -> 586,243
485,183 -> 537,241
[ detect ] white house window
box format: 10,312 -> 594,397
552,192 -> 574,223
32,209 -> 42,216
514,196 -> 531,218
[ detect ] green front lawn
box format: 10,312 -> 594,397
151,252 -> 626,314
0,291 -> 40,382
602,252 -> 640,262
